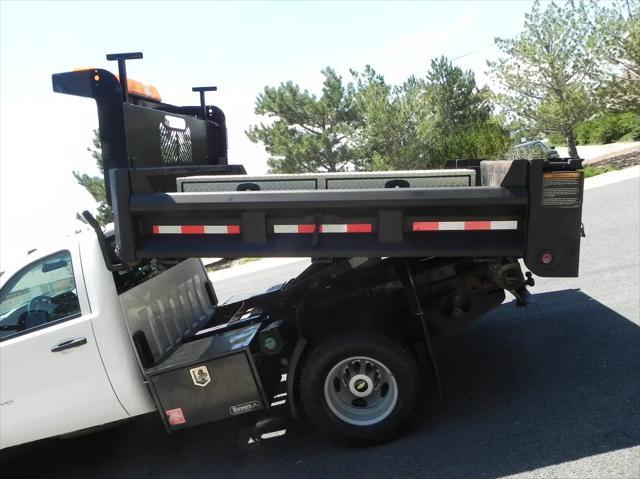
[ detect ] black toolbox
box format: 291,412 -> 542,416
145,323 -> 277,431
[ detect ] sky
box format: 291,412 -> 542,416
0,0 -> 536,271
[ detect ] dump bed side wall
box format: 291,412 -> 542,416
118,259 -> 214,367
110,160 -> 583,277
111,165 -> 528,261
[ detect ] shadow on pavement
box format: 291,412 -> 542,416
1,289 -> 638,478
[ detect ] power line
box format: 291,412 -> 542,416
450,46 -> 491,62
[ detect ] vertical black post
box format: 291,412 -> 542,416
116,60 -> 129,103
192,86 -> 218,119
198,91 -> 206,118
106,52 -> 143,103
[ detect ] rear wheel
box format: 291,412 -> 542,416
299,332 -> 421,444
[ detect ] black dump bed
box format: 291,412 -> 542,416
52,54 -> 584,277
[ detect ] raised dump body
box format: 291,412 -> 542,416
52,54 -> 584,278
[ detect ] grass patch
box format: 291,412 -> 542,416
583,164 -> 619,178
238,257 -> 261,265
617,132 -> 638,143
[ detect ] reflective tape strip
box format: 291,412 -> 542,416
154,225 -> 182,234
464,221 -> 491,231
298,224 -> 316,234
440,221 -> 466,231
346,224 -> 373,233
203,225 -> 237,234
320,224 -> 347,233
489,220 -> 518,230
412,221 -> 439,232
273,224 -> 373,234
152,225 -> 240,235
182,225 -> 205,234
273,225 -> 305,234
412,220 -> 518,232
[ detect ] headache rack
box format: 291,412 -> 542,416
52,52 -> 585,277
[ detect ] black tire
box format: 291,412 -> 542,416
299,332 -> 422,444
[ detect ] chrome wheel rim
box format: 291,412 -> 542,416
323,356 -> 398,426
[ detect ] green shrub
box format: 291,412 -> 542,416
618,131 -> 639,142
576,122 -> 591,144
576,112 -> 640,144
629,124 -> 640,142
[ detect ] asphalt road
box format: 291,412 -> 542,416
212,259 -> 311,305
1,174 -> 638,478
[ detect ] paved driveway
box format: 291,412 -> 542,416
556,142 -> 639,162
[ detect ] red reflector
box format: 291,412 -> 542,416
346,224 -> 373,233
181,225 -> 205,234
541,251 -> 554,264
152,225 -> 160,234
227,225 -> 241,235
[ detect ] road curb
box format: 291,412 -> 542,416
584,165 -> 640,190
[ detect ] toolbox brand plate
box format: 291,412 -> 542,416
229,400 -> 262,415
189,365 -> 211,387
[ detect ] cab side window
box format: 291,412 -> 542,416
0,251 -> 81,340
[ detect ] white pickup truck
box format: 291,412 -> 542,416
0,229 -> 212,449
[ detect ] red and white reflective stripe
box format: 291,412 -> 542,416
322,224 -> 373,233
412,220 -> 518,232
152,221 -> 515,235
152,225 -> 240,235
273,224 -> 373,234
273,224 -> 316,234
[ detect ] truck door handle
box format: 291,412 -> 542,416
51,337 -> 87,352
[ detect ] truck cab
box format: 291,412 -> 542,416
0,230 -> 157,449
1,225 -> 266,450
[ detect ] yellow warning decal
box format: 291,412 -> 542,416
542,171 -> 582,208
